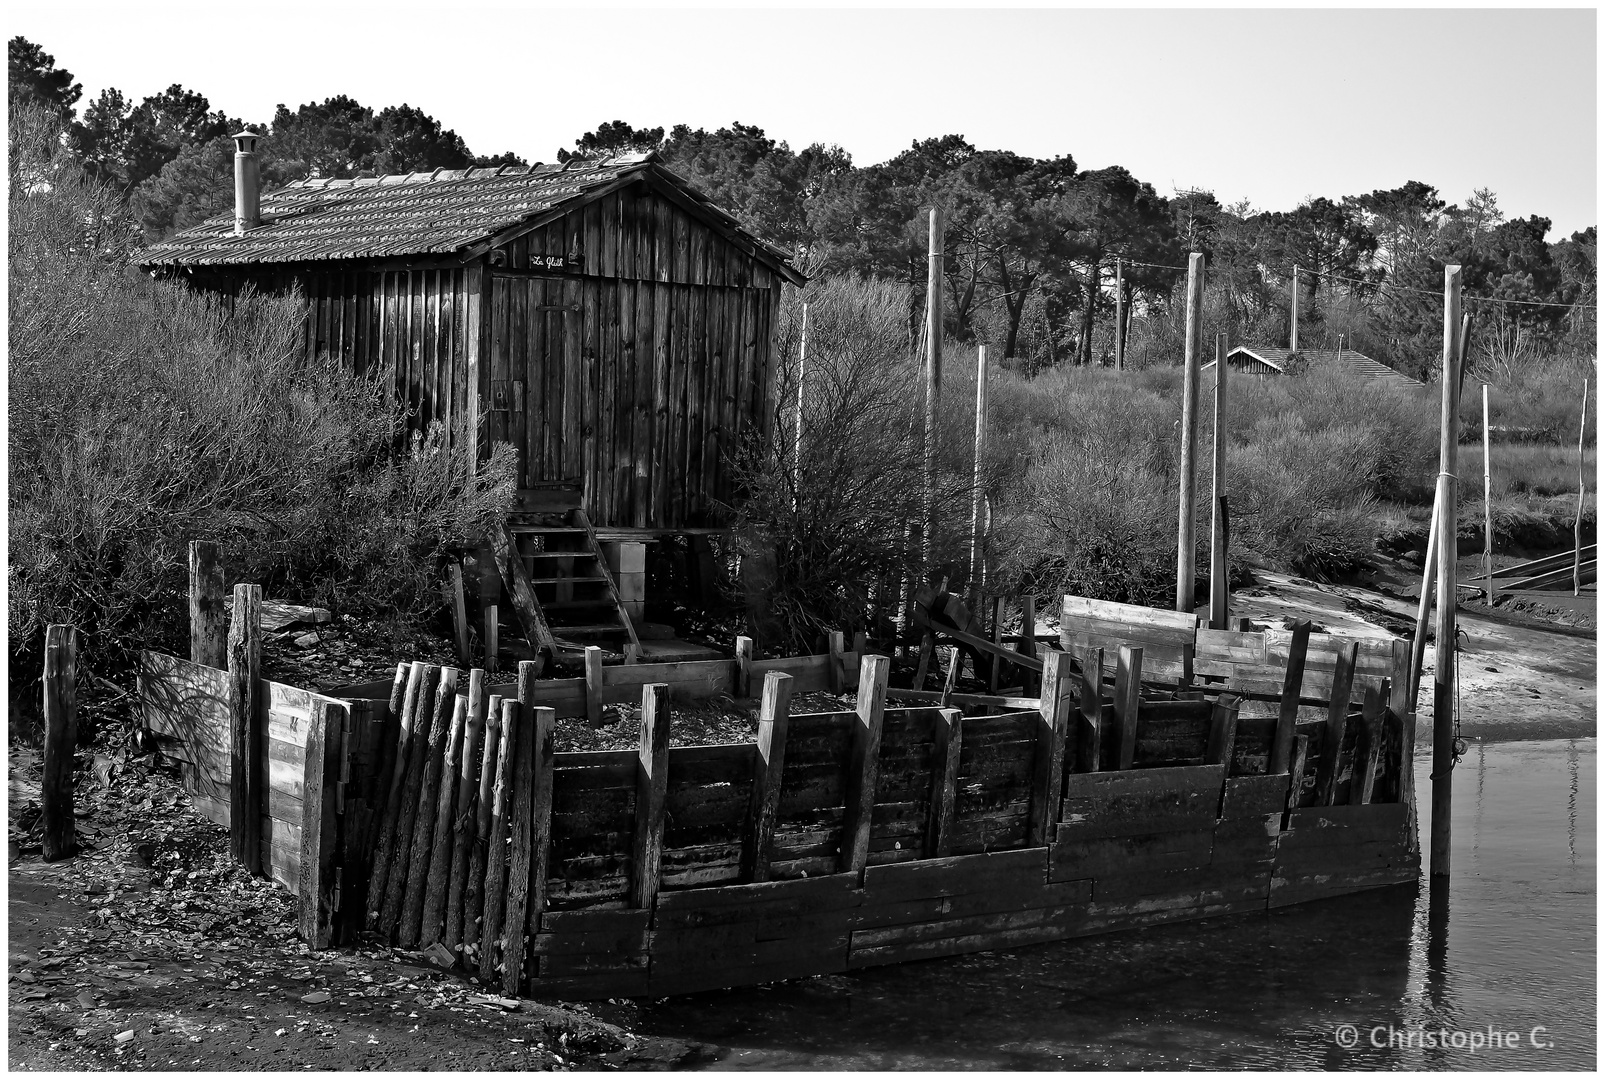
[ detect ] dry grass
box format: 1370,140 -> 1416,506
1458,442 -> 1594,500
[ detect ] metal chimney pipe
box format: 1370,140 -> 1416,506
233,130 -> 260,235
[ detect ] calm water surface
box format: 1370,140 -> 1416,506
635,740 -> 1595,1070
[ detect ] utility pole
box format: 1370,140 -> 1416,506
1114,257 -> 1125,371
970,345 -> 988,598
1209,332 -> 1230,630
1290,266 -> 1300,352
922,208 -> 944,573
792,302 -> 809,501
1175,252 -> 1205,613
1431,264 -> 1463,880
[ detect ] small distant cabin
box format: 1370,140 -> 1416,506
1204,345 -> 1425,390
142,145 -> 806,531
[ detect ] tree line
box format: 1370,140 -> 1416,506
11,35 -> 1595,380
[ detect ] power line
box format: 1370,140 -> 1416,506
1294,263 -> 1594,312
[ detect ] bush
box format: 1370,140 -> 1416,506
8,102 -> 516,707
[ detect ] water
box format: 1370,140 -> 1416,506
634,740 -> 1595,1070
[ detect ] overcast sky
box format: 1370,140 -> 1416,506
12,3 -> 1598,237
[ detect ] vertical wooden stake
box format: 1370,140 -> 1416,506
927,707 -> 963,857
630,684 -> 671,908
1114,257 -> 1125,371
1113,646 -> 1143,771
1352,680 -> 1387,806
1204,693 -> 1241,770
1409,492 -> 1442,709
793,302 -> 809,499
368,661 -> 425,928
1432,264 -> 1463,878
189,541 -> 226,669
1315,641 -> 1360,807
1027,651 -> 1071,845
1176,252 -> 1206,613
1269,621 -> 1311,774
987,597 -> 1005,694
298,699 -> 346,948
1075,647 -> 1104,773
913,631 -> 936,691
501,693 -> 538,994
1019,593 -> 1038,694
922,207 -> 944,573
828,630 -> 846,695
840,654 -> 889,873
1209,332 -> 1230,630
227,583 -> 264,874
939,646 -> 961,708
523,703 -> 556,980
477,697 -> 518,983
444,669 -> 488,952
734,635 -> 754,698
1285,733 -> 1310,814
419,690 -> 469,947
462,693 -> 503,961
970,344 -> 989,594
41,624 -> 78,862
583,645 -> 604,725
1575,378 -> 1589,596
1289,266 -> 1300,352
742,671 -> 793,882
484,603 -> 499,674
1482,383 -> 1494,604
449,563 -> 471,667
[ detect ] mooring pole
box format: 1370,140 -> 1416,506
1114,257 -> 1125,371
1431,264 -> 1463,880
1209,332 -> 1230,630
1289,266 -> 1299,352
1576,378 -> 1589,596
969,345 -> 988,598
1482,383 -> 1493,604
1175,252 -> 1205,613
922,207 -> 944,574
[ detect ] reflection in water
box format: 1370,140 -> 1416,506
633,741 -> 1594,1071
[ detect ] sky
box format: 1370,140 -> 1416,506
10,3 -> 1598,237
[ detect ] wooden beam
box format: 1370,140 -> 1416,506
41,624 -> 78,863
840,654 -> 889,873
228,584 -> 264,874
487,524 -> 557,656
462,693 -> 504,962
367,661 -> 425,928
523,702 -> 557,986
1432,263 -> 1463,878
939,646 -> 961,708
419,690 -> 469,947
1204,693 -> 1241,768
887,687 -> 1042,711
1075,648 -> 1104,773
298,698 -> 346,948
1268,621 -> 1311,774
448,563 -> 471,667
583,646 -> 604,726
1113,646 -> 1143,771
443,669 -> 487,952
734,635 -> 754,698
1027,651 -> 1072,845
1209,332 -> 1230,630
741,671 -> 792,882
630,684 -> 671,908
987,596 -> 1005,694
1286,733 -> 1309,813
1177,251 -> 1206,612
1352,680 -> 1387,805
926,707 -> 963,858
477,697 -> 518,983
189,541 -> 226,669
1314,641 -> 1359,806
828,630 -> 846,695
501,691 -> 538,994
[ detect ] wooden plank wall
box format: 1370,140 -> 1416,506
488,184 -> 781,528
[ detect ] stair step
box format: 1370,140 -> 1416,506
529,576 -> 610,586
509,526 -> 588,535
550,623 -> 627,636
523,550 -> 602,561
542,600 -> 616,611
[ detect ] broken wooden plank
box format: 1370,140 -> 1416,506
298,698 -> 345,949
487,523 -> 557,654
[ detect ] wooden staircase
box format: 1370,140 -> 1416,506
502,485 -> 641,658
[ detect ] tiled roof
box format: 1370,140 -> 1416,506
1227,345 -> 1425,388
140,152 -> 801,282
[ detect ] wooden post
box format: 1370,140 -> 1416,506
922,207 -> 944,571
477,697 -> 518,983
443,669 -> 488,951
939,646 -> 961,708
1209,332 -> 1230,630
926,707 -> 963,857
913,631 -> 936,691
40,624 -> 78,862
1027,650 -> 1072,845
385,664 -> 447,941
419,690 -> 468,947
1268,621 -> 1311,774
793,302 -> 809,498
448,563 -> 471,667
227,583 -> 263,874
583,645 -> 604,726
298,698 -> 346,948
400,668 -> 459,946
189,541 -> 226,669
1482,384 -> 1494,604
1352,680 -> 1387,805
969,344 -> 988,593
987,597 -> 1005,694
1112,646 -> 1143,771
1114,257 -> 1125,371
1432,264 -> 1463,879
1575,378 -> 1589,596
840,654 -> 889,873
828,630 -> 846,695
1289,266 -> 1299,352
1313,641 -> 1359,806
462,692 -> 503,960
742,671 -> 793,882
1204,693 -> 1241,768
483,603 -> 499,674
367,661 -> 425,928
630,684 -> 671,908
1409,492 -> 1441,709
523,703 -> 556,974
1019,593 -> 1038,693
1176,251 -> 1206,612
1286,733 -> 1309,813
1075,647 -> 1104,773
501,692 -> 538,994
734,635 -> 754,698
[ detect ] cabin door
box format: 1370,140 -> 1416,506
520,275 -> 585,497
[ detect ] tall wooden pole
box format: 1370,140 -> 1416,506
969,345 -> 988,595
1431,264 -> 1463,880
41,624 -> 79,862
1575,378 -> 1589,596
1482,384 -> 1493,604
922,207 -> 944,572
792,302 -> 809,501
189,540 -> 226,669
1175,252 -> 1205,612
1289,266 -> 1299,352
1409,494 -> 1440,708
1114,258 -> 1125,371
1209,332 -> 1230,630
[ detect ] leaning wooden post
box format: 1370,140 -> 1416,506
443,669 -> 487,951
922,207 -> 944,571
227,584 -> 264,874
1027,650 -> 1072,845
583,645 -> 604,726
926,706 -> 963,857
189,541 -> 226,669
41,624 -> 79,862
1482,384 -> 1494,604
1575,378 -> 1589,596
630,684 -> 671,908
520,702 -> 556,991
1268,621 -> 1311,774
840,654 -> 890,873
1209,332 -> 1230,630
969,344 -> 989,596
476,696 -> 518,984
742,671 -> 793,882
1114,257 -> 1125,371
1431,264 -> 1464,880
1409,494 -> 1442,708
1176,251 -> 1206,612
1314,641 -> 1359,807
1075,647 -> 1104,773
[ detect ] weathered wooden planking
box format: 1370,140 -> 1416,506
861,848 -> 1047,904
1058,764 -> 1227,839
1195,627 -> 1398,705
1049,827 -> 1214,882
1060,596 -> 1198,683
1220,773 -> 1292,818
1281,803 -> 1412,848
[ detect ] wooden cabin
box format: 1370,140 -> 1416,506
1204,344 -> 1425,390
142,140 -> 806,532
